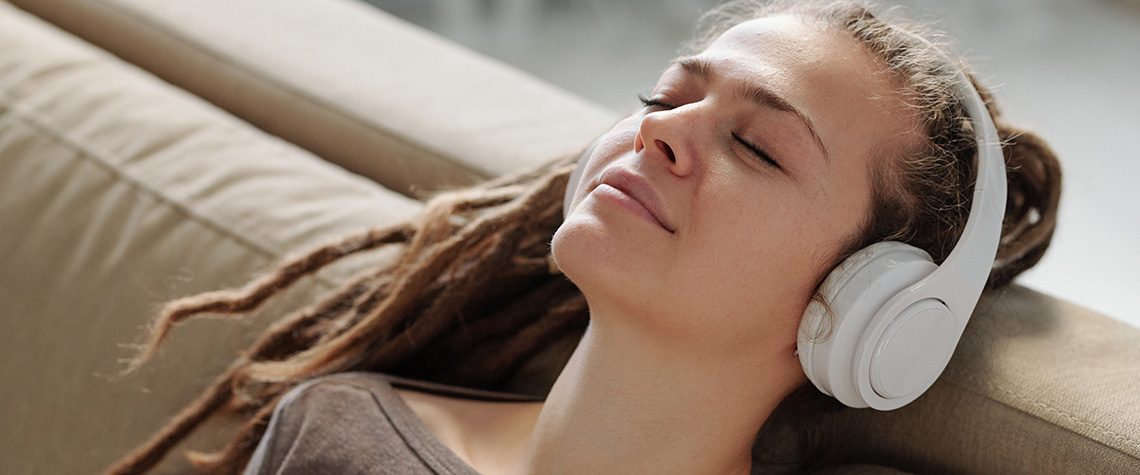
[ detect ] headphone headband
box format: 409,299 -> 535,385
926,69 -> 1007,318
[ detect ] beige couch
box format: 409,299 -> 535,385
0,0 -> 1136,473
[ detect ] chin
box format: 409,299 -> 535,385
552,216 -> 632,298
550,217 -> 591,286
552,215 -> 666,316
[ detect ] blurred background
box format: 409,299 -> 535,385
360,0 -> 1140,328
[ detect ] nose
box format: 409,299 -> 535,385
634,107 -> 695,176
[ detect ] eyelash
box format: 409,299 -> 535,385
638,94 -> 781,170
733,133 -> 780,170
638,93 -> 673,110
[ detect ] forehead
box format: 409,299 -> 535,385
704,16 -> 836,77
701,16 -> 878,88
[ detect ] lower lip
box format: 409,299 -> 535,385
593,184 -> 670,231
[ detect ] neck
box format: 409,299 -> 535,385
515,309 -> 797,475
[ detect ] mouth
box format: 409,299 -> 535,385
595,168 -> 675,233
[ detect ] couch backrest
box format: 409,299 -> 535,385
7,0 -> 618,198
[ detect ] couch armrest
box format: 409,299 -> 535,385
817,285 -> 1140,474
9,0 -> 619,196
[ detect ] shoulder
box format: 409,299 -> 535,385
267,371 -> 411,443
275,371 -> 396,413
244,372 -> 408,475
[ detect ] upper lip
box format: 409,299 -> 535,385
596,167 -> 675,233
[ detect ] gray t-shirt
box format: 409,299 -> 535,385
243,373 -> 912,475
243,372 -> 542,475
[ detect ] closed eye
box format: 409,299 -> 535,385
732,133 -> 781,170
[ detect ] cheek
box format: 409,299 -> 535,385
682,187 -> 835,324
565,119 -> 641,213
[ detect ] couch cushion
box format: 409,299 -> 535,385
8,0 -> 619,197
0,2 -> 420,473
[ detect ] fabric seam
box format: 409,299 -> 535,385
944,376 -> 1140,456
350,377 -> 472,475
0,99 -> 343,290
60,0 -> 489,184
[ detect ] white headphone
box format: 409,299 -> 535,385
562,55 -> 1005,412
797,65 -> 1005,410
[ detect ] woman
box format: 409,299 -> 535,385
108,0 -> 1061,473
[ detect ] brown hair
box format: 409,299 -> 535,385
107,1 -> 1061,473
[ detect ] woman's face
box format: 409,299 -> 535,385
553,16 -> 921,357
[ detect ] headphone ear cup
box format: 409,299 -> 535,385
798,241 -> 937,408
563,141 -> 597,220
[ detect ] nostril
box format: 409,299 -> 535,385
656,139 -> 676,163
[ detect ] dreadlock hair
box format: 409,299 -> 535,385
106,154 -> 590,474
108,1 -> 1062,473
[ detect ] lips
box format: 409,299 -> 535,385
595,168 -> 675,233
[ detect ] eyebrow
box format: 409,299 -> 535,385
673,56 -> 831,164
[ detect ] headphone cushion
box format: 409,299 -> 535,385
799,241 -> 935,406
